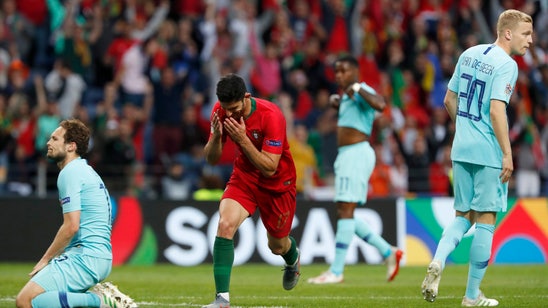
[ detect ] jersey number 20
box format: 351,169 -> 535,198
457,73 -> 485,122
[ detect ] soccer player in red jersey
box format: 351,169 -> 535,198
202,74 -> 300,308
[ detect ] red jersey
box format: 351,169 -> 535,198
210,97 -> 296,193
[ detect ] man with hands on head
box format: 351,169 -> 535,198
202,73 -> 300,308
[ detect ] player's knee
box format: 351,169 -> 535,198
216,218 -> 237,238
268,242 -> 285,255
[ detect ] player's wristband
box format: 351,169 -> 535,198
352,83 -> 361,93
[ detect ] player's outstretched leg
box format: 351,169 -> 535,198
283,248 -> 301,290
386,247 -> 404,282
422,260 -> 442,302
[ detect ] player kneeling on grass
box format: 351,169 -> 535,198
202,74 -> 301,308
15,119 -> 137,308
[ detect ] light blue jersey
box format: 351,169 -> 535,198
334,83 -> 377,204
448,44 -> 518,168
58,157 -> 112,259
338,83 -> 376,135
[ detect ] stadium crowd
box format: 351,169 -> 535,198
0,0 -> 547,199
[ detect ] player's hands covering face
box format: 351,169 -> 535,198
223,116 -> 247,144
211,111 -> 223,137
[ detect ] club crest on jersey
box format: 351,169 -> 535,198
505,83 -> 513,96
251,130 -> 262,140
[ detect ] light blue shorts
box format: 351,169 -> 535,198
453,161 -> 508,213
334,141 -> 375,205
31,250 -> 111,292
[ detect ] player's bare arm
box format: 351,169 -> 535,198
443,90 -> 458,122
30,210 -> 80,277
347,84 -> 386,112
223,116 -> 281,177
490,99 -> 513,183
204,111 -> 224,165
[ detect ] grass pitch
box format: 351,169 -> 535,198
0,263 -> 547,307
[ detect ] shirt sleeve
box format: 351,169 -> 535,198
261,108 -> 286,155
490,60 -> 518,104
58,165 -> 82,214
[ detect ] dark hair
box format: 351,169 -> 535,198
216,73 -> 246,103
60,119 -> 90,156
335,54 -> 359,68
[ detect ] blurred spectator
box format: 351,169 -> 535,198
512,109 -> 543,197
250,40 -> 282,100
530,64 -> 548,110
389,149 -> 408,197
540,108 -> 548,195
5,59 -> 33,97
114,38 -> 163,108
429,144 -> 452,196
321,0 -> 354,56
169,17 -> 202,86
425,107 -> 452,163
6,91 -> 36,192
314,102 -> 338,182
1,0 -> 35,65
126,0 -> 170,42
295,35 -> 334,94
288,0 -> 326,48
369,143 -> 391,198
151,66 -> 185,165
34,75 -> 60,156
44,59 -> 86,119
0,94 -> 12,192
180,99 -> 209,154
394,129 -> 431,195
161,159 -> 192,200
279,92 -> 318,197
100,117 -> 136,192
284,68 -> 313,121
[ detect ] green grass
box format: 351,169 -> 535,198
1,263 -> 547,307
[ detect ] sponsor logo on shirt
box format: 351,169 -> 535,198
505,83 -> 513,96
60,197 -> 70,205
266,139 -> 282,147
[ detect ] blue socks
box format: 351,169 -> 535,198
465,223 -> 495,300
329,217 -> 394,275
31,291 -> 99,307
354,218 -> 391,258
329,219 -> 355,275
434,216 -> 472,269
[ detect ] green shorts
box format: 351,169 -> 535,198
31,250 -> 111,292
453,161 -> 508,213
334,141 -> 375,205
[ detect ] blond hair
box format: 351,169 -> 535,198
497,9 -> 532,35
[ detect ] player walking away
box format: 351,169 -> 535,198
15,119 -> 137,308
202,74 -> 300,308
421,9 -> 533,307
307,55 -> 403,285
